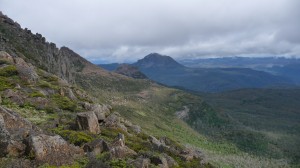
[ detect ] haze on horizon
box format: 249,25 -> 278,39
1,0 -> 300,63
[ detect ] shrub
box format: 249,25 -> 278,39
51,94 -> 77,111
0,65 -> 18,77
29,91 -> 45,98
52,127 -> 94,146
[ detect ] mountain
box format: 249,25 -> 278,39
1,12 -> 298,167
133,53 -> 185,69
100,54 -> 294,92
114,64 -> 147,79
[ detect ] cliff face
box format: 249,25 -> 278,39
0,12 -> 103,83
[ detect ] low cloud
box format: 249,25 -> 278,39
1,0 -> 299,63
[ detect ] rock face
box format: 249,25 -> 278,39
76,112 -> 101,134
27,134 -> 83,166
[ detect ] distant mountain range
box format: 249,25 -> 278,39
99,53 -> 297,92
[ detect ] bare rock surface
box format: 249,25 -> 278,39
76,111 -> 100,134
27,134 -> 84,166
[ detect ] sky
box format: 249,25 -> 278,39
1,0 -> 300,63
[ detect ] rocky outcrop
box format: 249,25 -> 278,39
104,112 -> 127,132
2,89 -> 26,106
83,139 -> 110,156
109,133 -> 137,158
26,134 -> 83,166
76,112 -> 101,134
14,57 -> 39,83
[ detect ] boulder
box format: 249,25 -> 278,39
149,136 -> 167,151
129,157 -> 151,168
83,139 -> 110,156
0,113 -> 10,156
112,133 -> 126,147
131,125 -> 142,134
14,57 -> 39,83
27,134 -> 84,166
84,103 -> 111,122
0,51 -> 14,64
104,112 -> 127,132
180,147 -> 204,161
76,112 -> 100,134
161,153 -> 178,167
150,155 -> 168,168
109,146 -> 137,159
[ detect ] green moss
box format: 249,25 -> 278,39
51,94 -> 77,112
0,65 -> 18,77
52,127 -> 94,146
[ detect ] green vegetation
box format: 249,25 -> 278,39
51,94 -> 77,112
52,127 -> 94,146
0,65 -> 18,77
29,91 -> 45,98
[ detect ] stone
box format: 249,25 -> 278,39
0,51 -> 14,64
83,139 -> 110,156
109,146 -> 137,159
112,133 -> 126,147
131,125 -> 142,134
27,134 -> 84,166
149,136 -> 167,151
14,57 -> 39,83
104,112 -> 122,128
0,113 -> 10,156
150,155 -> 168,168
161,153 -> 178,167
65,88 -> 77,100
7,140 -> 26,157
129,157 -> 151,168
76,112 -> 100,134
180,147 -> 204,161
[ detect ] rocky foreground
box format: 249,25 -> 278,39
0,51 -> 211,167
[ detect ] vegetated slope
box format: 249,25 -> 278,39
267,63 -> 300,84
201,88 -> 300,165
100,53 -> 294,92
114,64 -> 147,79
0,12 -> 293,167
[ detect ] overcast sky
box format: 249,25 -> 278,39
1,0 -> 300,63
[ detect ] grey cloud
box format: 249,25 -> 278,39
1,0 -> 299,63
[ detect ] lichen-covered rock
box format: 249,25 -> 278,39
27,134 -> 84,166
76,112 -> 100,134
104,112 -> 127,132
83,139 -> 110,156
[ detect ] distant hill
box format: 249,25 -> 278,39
267,63 -> 300,84
114,64 -> 147,79
100,54 -> 295,92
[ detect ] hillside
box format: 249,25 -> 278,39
200,88 -> 300,165
100,53 -> 294,92
0,12 -> 297,168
